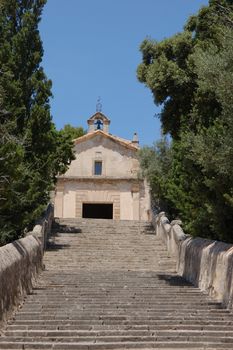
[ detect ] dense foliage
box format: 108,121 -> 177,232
137,0 -> 233,242
0,0 -> 78,245
59,124 -> 85,141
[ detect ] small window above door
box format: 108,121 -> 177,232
94,161 -> 102,175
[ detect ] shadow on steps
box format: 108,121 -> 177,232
46,241 -> 71,251
157,274 -> 193,287
52,222 -> 82,234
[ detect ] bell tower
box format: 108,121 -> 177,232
87,112 -> 111,133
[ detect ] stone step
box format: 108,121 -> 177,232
1,336 -> 233,345
7,324 -> 233,331
1,341 -> 233,349
2,220 -> 233,349
51,219 -> 155,235
14,303 -> 226,310
5,329 -> 233,338
53,218 -> 153,225
13,311 -> 228,321
13,319 -> 230,324
20,304 -> 222,311
21,300 -> 219,306
10,319 -> 233,327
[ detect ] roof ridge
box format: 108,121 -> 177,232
73,130 -> 139,150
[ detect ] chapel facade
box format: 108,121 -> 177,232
54,112 -> 151,221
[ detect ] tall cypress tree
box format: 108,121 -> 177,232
0,0 -> 74,244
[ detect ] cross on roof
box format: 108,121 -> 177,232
96,97 -> 102,112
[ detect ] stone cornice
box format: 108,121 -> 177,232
57,175 -> 141,182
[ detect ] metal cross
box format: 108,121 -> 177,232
96,97 -> 102,112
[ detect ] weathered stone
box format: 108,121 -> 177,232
54,113 -> 151,221
0,235 -> 43,326
154,211 -> 233,309
2,219 -> 233,349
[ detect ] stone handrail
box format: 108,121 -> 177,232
0,235 -> 43,326
154,211 -> 233,309
30,203 -> 54,250
152,211 -> 187,258
0,203 -> 54,326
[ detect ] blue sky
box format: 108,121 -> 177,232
40,0 -> 209,146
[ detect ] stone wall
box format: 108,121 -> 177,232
55,180 -> 150,221
0,204 -> 53,326
0,235 -> 43,326
54,131 -> 151,221
154,212 -> 233,309
66,134 -> 139,178
31,203 -> 54,250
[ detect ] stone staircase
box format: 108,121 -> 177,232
1,219 -> 233,349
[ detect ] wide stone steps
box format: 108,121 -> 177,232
52,218 -> 155,236
1,219 -> 233,349
1,342 -> 233,350
7,324 -> 233,330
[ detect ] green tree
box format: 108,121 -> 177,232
137,0 -> 233,138
182,26 -> 233,241
138,1 -> 233,242
138,137 -> 174,215
60,124 -> 85,141
0,0 -> 74,244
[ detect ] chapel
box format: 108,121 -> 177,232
54,111 -> 151,221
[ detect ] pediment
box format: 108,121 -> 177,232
73,130 -> 138,151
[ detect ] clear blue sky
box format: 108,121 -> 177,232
40,0 -> 209,146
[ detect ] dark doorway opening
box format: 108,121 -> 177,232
82,203 -> 113,219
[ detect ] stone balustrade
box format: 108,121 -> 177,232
30,203 -> 54,250
0,236 -> 42,326
153,211 -> 233,309
0,204 -> 54,326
